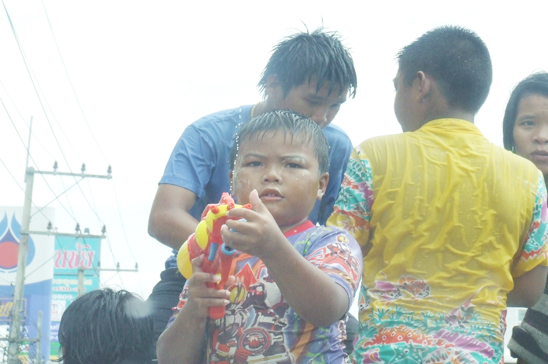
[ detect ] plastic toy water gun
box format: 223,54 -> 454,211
177,192 -> 251,319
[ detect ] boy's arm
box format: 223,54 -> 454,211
156,256 -> 232,364
149,122 -> 222,251
327,149 -> 374,252
508,171 -> 548,307
259,231 -> 350,326
222,190 -> 352,327
507,265 -> 548,307
148,184 -> 199,250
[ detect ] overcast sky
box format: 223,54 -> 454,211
1,0 -> 547,300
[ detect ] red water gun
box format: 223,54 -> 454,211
177,193 -> 251,319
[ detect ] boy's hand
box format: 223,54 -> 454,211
221,189 -> 286,259
185,255 -> 233,318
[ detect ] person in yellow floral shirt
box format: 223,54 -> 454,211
328,26 -> 548,364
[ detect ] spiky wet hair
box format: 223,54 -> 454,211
230,110 -> 330,174
258,28 -> 357,99
57,288 -> 153,364
397,25 -> 492,114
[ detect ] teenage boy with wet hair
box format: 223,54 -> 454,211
329,26 -> 548,363
57,288 -> 153,364
147,28 -> 358,356
156,110 -> 362,364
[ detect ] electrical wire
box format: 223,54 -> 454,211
1,92 -> 79,223
2,0 -> 91,223
0,156 -> 55,224
1,1 -> 83,224
0,79 -> 56,162
2,1 -> 141,300
29,177 -> 83,219
41,0 -> 110,166
110,180 -> 142,295
39,1 -> 140,285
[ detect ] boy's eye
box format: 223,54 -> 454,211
244,161 -> 262,167
287,162 -> 303,169
518,120 -> 535,127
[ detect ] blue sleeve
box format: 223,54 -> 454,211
160,124 -> 218,200
315,124 -> 353,225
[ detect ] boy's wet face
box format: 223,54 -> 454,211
267,75 -> 347,128
231,131 -> 328,232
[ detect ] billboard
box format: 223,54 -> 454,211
49,236 -> 101,360
0,207 -> 54,364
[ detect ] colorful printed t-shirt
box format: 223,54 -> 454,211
328,119 -> 548,364
170,221 -> 363,364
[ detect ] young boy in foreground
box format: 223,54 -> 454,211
156,110 -> 363,364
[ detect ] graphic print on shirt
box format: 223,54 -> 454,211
172,225 -> 362,364
206,258 -> 293,364
356,277 -> 504,364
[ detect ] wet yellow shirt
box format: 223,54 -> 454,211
328,119 -> 548,364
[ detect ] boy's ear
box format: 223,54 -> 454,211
316,172 -> 329,200
416,71 -> 432,103
265,74 -> 283,100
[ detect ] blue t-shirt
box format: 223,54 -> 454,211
169,221 -> 363,364
160,105 -> 353,268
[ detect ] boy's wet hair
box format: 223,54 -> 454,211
230,110 -> 330,174
258,28 -> 357,99
397,25 -> 492,114
503,71 -> 548,151
57,288 -> 153,364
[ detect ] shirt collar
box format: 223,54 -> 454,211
418,118 -> 483,136
283,220 -> 314,238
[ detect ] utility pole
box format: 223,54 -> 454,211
36,311 -> 42,364
7,167 -> 34,364
6,164 -> 111,364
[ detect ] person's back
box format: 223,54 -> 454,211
358,120 -> 542,331
329,26 -> 548,364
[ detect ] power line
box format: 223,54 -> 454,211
1,0 -> 83,222
29,177 -> 83,219
110,181 -> 137,263
2,1 -> 140,303
40,0 -> 110,166
3,0 -> 81,180
2,0 -> 117,232
110,180 -> 142,295
0,156 -> 53,224
1,93 -> 80,223
0,79 -> 56,165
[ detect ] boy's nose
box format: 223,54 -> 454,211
310,108 -> 329,128
534,125 -> 548,143
263,167 -> 281,183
